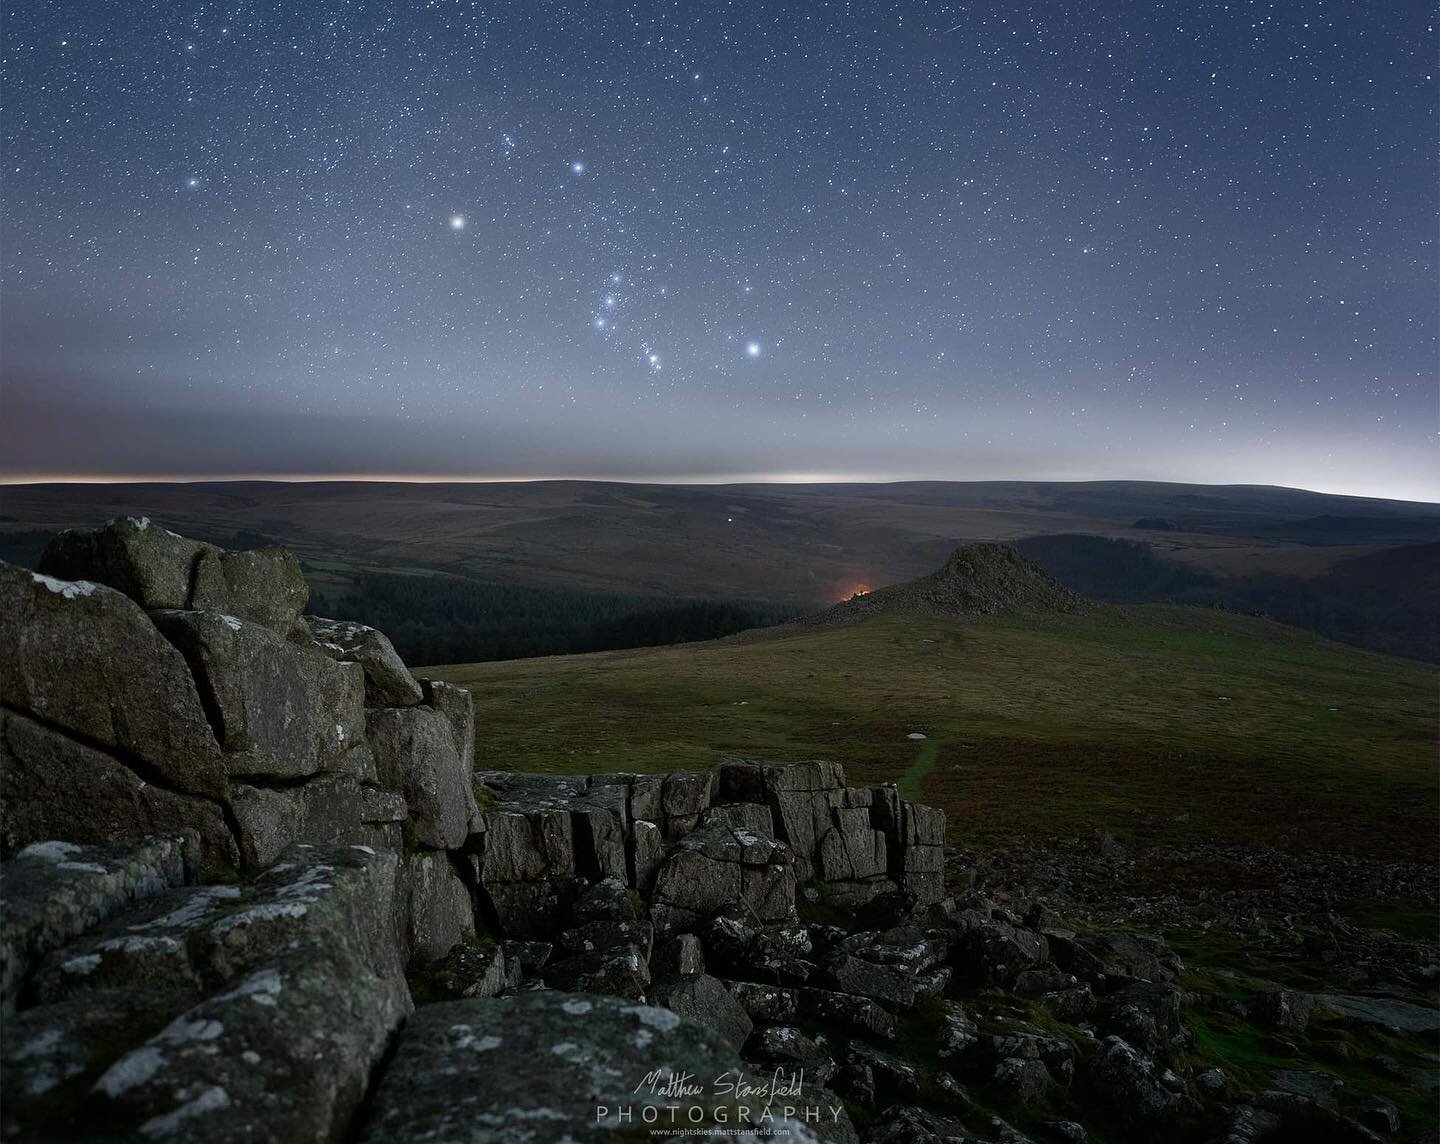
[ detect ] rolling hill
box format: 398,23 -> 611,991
4,478 -> 1437,660
429,546 -> 1438,863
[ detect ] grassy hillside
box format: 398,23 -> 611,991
430,604 -> 1437,861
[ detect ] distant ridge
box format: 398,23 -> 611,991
803,543 -> 1084,628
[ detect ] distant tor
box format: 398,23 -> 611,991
805,543 -> 1085,626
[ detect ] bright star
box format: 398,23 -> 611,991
746,342 -> 762,357
449,215 -> 466,230
571,161 -> 585,175
186,177 -> 199,188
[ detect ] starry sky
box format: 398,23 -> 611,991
3,1 -> 1435,499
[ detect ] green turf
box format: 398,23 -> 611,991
899,739 -> 940,802
429,604 -> 1437,859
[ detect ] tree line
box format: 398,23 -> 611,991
307,570 -> 804,666
1014,534 -> 1439,663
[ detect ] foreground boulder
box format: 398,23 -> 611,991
1,841 -> 411,1142
306,616 -> 424,707
0,835 -> 197,1013
0,562 -> 226,800
152,609 -> 366,780
37,517 -> 211,612
359,992 -> 853,1142
0,712 -> 239,877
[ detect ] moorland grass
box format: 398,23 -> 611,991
429,604 -> 1437,860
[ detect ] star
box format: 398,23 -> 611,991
449,215 -> 466,230
746,342 -> 762,357
571,161 -> 586,175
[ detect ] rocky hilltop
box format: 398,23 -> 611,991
804,543 -> 1083,628
0,521 -> 1427,1143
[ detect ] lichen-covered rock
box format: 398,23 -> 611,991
406,851 -> 474,966
414,941 -> 507,1000
622,772 -> 665,822
0,835 -> 196,1013
0,711 -> 239,877
814,877 -> 901,910
752,759 -> 846,880
558,919 -> 655,961
631,818 -> 664,892
653,830 -> 746,926
866,1104 -> 971,1144
704,801 -> 777,837
574,875 -> 646,923
571,786 -> 631,882
661,769 -> 717,829
652,824 -> 798,934
368,705 -> 476,850
959,917 -> 1051,987
1,843 -> 413,1142
360,993 -> 850,1142
799,988 -> 898,1039
188,544 -> 309,636
842,1040 -> 923,1103
992,1055 -> 1054,1107
501,939 -> 553,983
0,985 -> 198,1138
727,925 -> 816,984
651,972 -> 754,1050
745,1025 -> 826,1067
936,1000 -> 980,1060
25,881 -> 248,1007
822,951 -> 921,1011
1100,981 -> 1190,1062
420,676 -> 476,776
652,933 -> 706,978
0,562 -> 227,799
228,774 -> 393,867
152,609 -> 366,781
727,979 -> 798,1022
818,807 -> 888,882
987,1019 -> 1076,1085
1088,1035 -> 1196,1124
483,877 -> 583,940
1068,930 -> 1182,984
93,942 -> 410,1143
204,844 -> 402,975
896,843 -> 946,905
545,944 -> 650,999
478,809 -> 562,883
306,615 -> 424,706
37,517 -> 212,611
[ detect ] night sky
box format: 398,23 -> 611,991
3,2 -> 1435,498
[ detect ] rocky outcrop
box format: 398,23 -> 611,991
803,543 -> 1084,628
2,520 -> 480,934
463,757 -> 946,946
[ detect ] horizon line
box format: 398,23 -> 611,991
1,471 -> 1438,506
